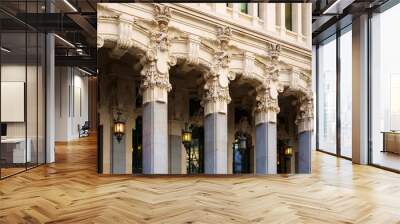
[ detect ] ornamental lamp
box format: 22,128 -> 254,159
284,147 -> 293,157
238,135 -> 247,149
113,112 -> 125,143
181,123 -> 192,147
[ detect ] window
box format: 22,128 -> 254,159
239,3 -> 248,14
370,3 -> 400,171
317,36 -> 337,155
285,3 -> 293,31
339,27 -> 352,158
258,3 -> 263,19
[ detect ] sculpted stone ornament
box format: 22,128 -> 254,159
202,26 -> 235,116
254,43 -> 283,125
110,14 -> 134,59
140,4 -> 176,104
243,52 -> 255,78
254,81 -> 280,125
187,34 -> 201,65
295,90 -> 314,133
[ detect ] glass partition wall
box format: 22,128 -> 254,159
0,1 -> 46,179
316,26 -> 352,159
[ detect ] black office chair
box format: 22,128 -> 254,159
79,121 -> 90,138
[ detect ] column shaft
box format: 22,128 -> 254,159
204,113 -> 228,174
298,131 -> 312,173
255,122 -> 277,174
143,101 -> 168,174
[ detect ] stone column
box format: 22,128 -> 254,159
140,4 -> 176,174
276,4 -> 286,35
254,43 -> 282,174
292,3 -> 302,42
264,4 -> 276,32
202,26 -> 235,174
295,92 -> 314,173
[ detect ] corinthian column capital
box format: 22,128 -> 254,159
254,81 -> 280,125
201,26 -> 235,116
140,4 -> 176,104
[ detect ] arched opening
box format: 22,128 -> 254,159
229,76 -> 259,174
277,90 -> 299,174
97,47 -> 144,174
169,61 -> 206,174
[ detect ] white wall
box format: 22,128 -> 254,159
55,67 -> 89,141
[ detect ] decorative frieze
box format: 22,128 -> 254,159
140,4 -> 176,104
295,90 -> 314,133
202,26 -> 235,115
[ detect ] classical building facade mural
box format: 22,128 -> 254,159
97,3 -> 313,174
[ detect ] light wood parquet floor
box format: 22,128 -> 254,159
1,135 -> 400,224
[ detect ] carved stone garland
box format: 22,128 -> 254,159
202,26 -> 235,116
254,43 -> 283,125
140,4 -> 177,104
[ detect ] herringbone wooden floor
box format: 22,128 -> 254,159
1,135 -> 400,224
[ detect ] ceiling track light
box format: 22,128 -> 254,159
63,0 -> 78,12
322,0 -> 343,15
78,67 -> 94,76
1,47 -> 11,53
54,34 -> 75,48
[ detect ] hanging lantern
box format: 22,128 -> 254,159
113,112 -> 125,143
284,146 -> 293,156
238,135 -> 247,149
181,123 -> 192,147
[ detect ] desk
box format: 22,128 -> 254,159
382,131 -> 400,154
1,138 -> 31,163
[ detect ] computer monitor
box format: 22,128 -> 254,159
1,123 -> 7,137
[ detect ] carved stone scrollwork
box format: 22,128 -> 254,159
140,4 -> 176,104
243,52 -> 255,78
110,14 -> 134,59
97,35 -> 104,49
254,81 -> 280,124
187,34 -> 201,65
295,90 -> 314,133
202,26 -> 235,116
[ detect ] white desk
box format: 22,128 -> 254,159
1,138 -> 31,163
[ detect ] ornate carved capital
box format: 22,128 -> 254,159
201,26 -> 235,116
295,91 -> 314,133
140,4 -> 176,104
202,70 -> 234,115
254,81 -> 280,124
